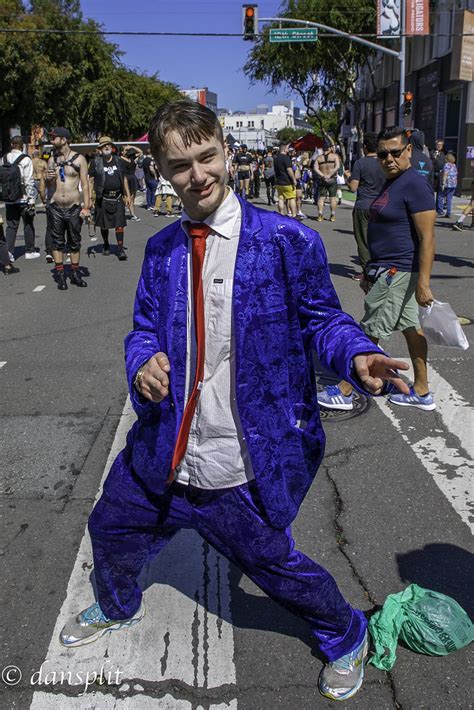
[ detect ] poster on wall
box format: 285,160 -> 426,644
405,0 -> 429,36
451,10 -> 474,81
377,0 -> 401,37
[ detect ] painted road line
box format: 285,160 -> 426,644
30,398 -> 237,709
32,285 -> 46,292
0,362 -> 6,369
31,694 -> 237,709
375,360 -> 474,533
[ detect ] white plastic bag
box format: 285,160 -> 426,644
419,300 -> 469,350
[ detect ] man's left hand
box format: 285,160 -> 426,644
416,284 -> 434,307
353,353 -> 410,396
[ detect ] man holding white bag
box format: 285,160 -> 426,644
318,126 -> 437,412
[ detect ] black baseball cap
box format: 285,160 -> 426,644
47,127 -> 71,140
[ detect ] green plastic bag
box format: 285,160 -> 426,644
368,584 -> 473,671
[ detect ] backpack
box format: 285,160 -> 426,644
0,154 -> 28,202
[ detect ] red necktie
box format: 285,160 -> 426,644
170,223 -> 211,477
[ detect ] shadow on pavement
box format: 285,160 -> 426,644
396,543 -> 473,618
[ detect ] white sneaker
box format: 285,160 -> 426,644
297,212 -> 307,219
8,252 -> 15,262
25,251 -> 41,259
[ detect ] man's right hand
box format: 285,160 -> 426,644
138,352 -> 171,403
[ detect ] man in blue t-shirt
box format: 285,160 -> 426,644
318,126 -> 437,412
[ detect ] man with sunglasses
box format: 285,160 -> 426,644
45,127 -> 91,290
318,126 -> 436,412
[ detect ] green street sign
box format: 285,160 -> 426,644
269,28 -> 318,43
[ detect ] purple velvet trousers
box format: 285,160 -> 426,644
88,451 -> 367,662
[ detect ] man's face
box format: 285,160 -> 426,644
157,130 -> 227,220
51,136 -> 65,151
100,144 -> 113,158
436,140 -> 444,151
377,135 -> 412,178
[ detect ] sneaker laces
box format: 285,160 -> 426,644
82,602 -> 110,625
326,385 -> 342,397
328,646 -> 360,675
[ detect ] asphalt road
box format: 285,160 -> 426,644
0,193 -> 472,710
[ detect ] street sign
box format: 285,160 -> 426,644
269,28 -> 318,42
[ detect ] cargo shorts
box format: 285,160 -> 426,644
360,270 -> 420,340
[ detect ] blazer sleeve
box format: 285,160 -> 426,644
295,232 -> 386,392
124,240 -> 162,417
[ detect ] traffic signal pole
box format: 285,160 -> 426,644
256,12 -> 407,126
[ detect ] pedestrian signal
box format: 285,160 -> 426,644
242,4 -> 258,40
403,91 -> 414,116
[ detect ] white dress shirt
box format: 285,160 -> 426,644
174,188 -> 255,489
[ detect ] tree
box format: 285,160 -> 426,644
243,0 -> 379,151
275,127 -> 304,144
0,0 -> 181,145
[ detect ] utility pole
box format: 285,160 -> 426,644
398,0 -> 407,126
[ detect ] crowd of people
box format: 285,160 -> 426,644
0,126 -> 471,289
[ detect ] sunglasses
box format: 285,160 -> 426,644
377,144 -> 409,160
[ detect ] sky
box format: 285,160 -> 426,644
80,0 -> 302,112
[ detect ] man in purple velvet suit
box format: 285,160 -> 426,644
60,101 -> 409,701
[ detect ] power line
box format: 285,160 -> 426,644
0,29 -> 472,37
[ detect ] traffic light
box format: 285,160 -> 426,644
242,4 -> 258,40
403,91 -> 414,116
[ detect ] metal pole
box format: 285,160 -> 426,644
398,0 -> 406,125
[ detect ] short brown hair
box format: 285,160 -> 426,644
10,135 -> 24,150
149,100 -> 223,159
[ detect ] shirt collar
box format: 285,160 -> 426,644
181,188 -> 240,240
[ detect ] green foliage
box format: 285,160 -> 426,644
275,126 -> 304,143
244,0 -> 377,139
0,1 -> 182,140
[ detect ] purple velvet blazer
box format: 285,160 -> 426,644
123,197 -> 379,528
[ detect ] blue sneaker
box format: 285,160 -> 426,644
317,385 -> 353,411
59,600 -> 145,648
389,386 -> 436,411
318,631 -> 369,701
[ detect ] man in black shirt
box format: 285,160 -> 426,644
345,133 -> 386,278
232,144 -> 253,199
273,144 -> 297,216
90,137 -> 131,260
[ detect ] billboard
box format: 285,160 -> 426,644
377,0 -> 401,38
450,10 -> 474,81
405,0 -> 429,36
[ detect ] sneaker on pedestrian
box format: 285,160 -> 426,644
317,214 -> 324,222
8,251 -> 15,262
25,250 -> 40,260
130,215 -> 141,222
46,253 -> 54,263
318,631 -> 368,701
330,214 -> 336,222
59,600 -> 145,648
165,213 -> 174,218
452,222 -> 463,232
388,386 -> 436,411
317,385 -> 353,411
117,248 -> 128,261
296,211 -> 307,219
146,206 -> 154,211
2,265 -> 20,275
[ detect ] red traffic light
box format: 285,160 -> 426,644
242,4 -> 258,40
245,6 -> 255,17
404,91 -> 414,101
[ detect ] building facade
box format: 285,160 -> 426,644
181,87 -> 218,114
217,101 -> 309,149
354,2 -> 473,191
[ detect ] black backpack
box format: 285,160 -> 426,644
0,154 -> 27,202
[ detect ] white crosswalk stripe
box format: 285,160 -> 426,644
30,398 -> 237,709
375,359 -> 474,533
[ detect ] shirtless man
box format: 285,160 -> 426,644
32,150 -> 47,206
314,142 -> 341,222
45,127 -> 91,290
